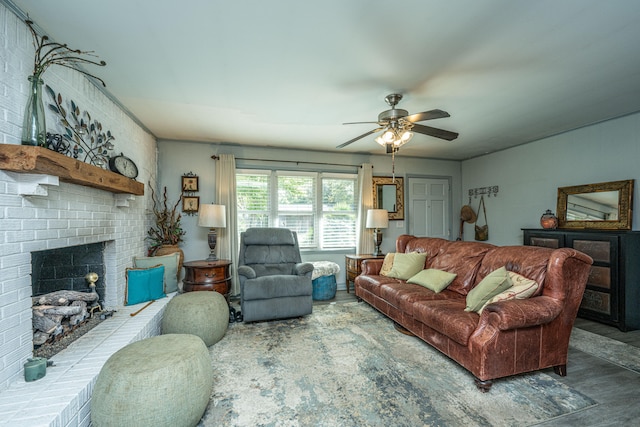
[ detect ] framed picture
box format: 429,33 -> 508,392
182,196 -> 199,213
182,175 -> 199,192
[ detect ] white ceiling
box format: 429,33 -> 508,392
9,0 -> 640,160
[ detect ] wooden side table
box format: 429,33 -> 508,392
182,259 -> 232,300
345,254 -> 385,293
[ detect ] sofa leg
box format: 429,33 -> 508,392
474,378 -> 493,392
393,322 -> 416,336
554,364 -> 567,377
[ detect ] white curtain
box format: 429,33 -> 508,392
356,163 -> 374,254
215,154 -> 240,296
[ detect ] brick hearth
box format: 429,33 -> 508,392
0,295 -> 173,426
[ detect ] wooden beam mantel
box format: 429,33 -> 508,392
0,144 -> 144,195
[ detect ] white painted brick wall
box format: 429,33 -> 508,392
0,5 -> 158,392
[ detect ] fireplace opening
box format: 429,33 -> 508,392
31,242 -> 113,357
31,242 -> 106,297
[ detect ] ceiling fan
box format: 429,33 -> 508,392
337,93 -> 459,153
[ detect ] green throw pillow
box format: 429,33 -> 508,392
125,265 -> 166,305
386,252 -> 427,281
407,269 -> 457,293
465,266 -> 513,313
134,253 -> 179,293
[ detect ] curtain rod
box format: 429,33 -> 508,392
211,155 -> 363,168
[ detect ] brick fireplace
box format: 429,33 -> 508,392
0,169 -> 149,392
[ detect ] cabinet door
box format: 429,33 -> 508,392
566,234 -> 619,323
523,230 -> 565,249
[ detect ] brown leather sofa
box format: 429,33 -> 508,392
354,234 -> 593,392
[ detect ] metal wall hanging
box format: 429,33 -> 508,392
468,186 -> 499,203
46,86 -> 115,168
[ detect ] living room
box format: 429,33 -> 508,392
1,1 -> 640,426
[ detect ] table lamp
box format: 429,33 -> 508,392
197,204 -> 226,261
366,209 -> 388,256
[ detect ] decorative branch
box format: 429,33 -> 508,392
147,186 -> 185,253
26,19 -> 106,85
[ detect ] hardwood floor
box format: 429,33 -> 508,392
574,316 -> 640,348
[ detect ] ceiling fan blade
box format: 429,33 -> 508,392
336,128 -> 382,149
405,109 -> 450,123
343,121 -> 380,125
411,123 -> 459,141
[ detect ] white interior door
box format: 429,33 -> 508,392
408,177 -> 450,239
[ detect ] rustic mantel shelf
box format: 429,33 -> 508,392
0,144 -> 144,195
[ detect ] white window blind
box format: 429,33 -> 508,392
236,169 -> 356,250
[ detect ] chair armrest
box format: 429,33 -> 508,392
481,296 -> 563,331
237,265 -> 256,279
295,262 -> 314,277
361,259 -> 383,275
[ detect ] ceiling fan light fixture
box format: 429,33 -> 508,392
400,130 -> 413,143
382,130 -> 396,143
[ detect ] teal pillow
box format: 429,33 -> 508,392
125,265 -> 166,305
385,253 -> 427,280
134,253 -> 179,293
465,266 -> 513,313
407,269 -> 457,293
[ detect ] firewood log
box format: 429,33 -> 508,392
33,331 -> 50,346
32,310 -> 59,334
35,290 -> 98,306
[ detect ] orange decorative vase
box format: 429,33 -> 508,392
540,209 -> 558,229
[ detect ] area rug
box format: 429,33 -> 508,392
198,302 -> 596,427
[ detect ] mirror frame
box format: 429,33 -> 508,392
557,179 -> 634,230
372,176 -> 404,220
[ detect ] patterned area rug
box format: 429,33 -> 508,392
199,302 -> 596,427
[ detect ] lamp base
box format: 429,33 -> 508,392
372,229 -> 383,257
206,229 -> 218,261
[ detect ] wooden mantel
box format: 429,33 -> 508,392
0,144 -> 144,195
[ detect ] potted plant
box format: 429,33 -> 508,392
147,186 -> 186,270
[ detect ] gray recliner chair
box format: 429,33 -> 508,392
238,228 -> 314,322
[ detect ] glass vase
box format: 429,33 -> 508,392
21,75 -> 47,147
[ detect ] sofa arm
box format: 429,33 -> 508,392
295,262 -> 314,277
480,296 -> 564,331
361,258 -> 384,275
237,265 -> 256,279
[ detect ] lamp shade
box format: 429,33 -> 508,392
366,209 -> 389,229
197,204 -> 226,228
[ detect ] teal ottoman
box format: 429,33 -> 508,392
91,334 -> 213,427
311,261 -> 340,300
162,291 -> 229,346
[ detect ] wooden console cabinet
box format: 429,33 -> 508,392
182,259 -> 232,300
523,229 -> 640,331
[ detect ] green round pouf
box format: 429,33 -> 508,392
91,334 -> 213,427
162,291 -> 229,346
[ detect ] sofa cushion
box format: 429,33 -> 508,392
475,245 -> 552,296
479,272 -> 539,313
412,299 -> 478,346
379,253 -> 395,276
407,269 -> 457,293
465,266 -> 513,313
385,252 -> 427,280
428,241 -> 495,295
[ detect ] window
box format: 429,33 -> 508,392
236,170 -> 357,249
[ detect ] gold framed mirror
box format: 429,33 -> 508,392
557,179 -> 634,230
372,176 -> 404,220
